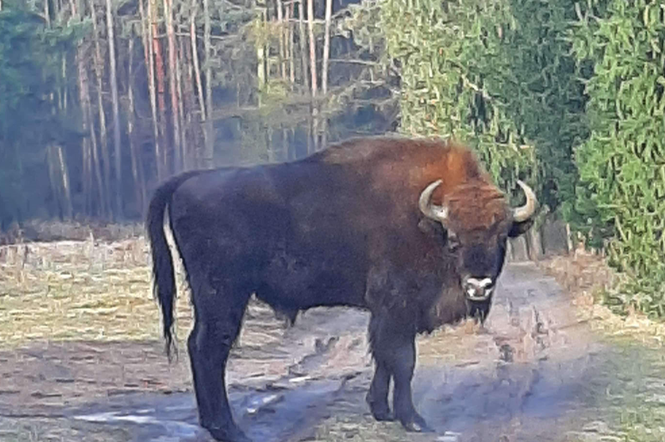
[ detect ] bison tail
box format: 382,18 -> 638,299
146,170 -> 201,361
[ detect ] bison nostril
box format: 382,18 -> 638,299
464,284 -> 482,297
463,277 -> 494,300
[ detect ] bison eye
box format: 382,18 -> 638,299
446,233 -> 460,252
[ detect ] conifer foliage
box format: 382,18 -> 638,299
570,0 -> 665,317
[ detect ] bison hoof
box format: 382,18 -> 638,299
371,408 -> 395,422
399,413 -> 433,433
367,395 -> 394,422
206,424 -> 252,442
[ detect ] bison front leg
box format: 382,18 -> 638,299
367,362 -> 393,421
391,334 -> 432,432
368,313 -> 432,433
188,281 -> 251,442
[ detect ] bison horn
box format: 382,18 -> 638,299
419,180 -> 449,223
511,180 -> 538,223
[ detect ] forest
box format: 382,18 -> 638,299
0,0 -> 663,317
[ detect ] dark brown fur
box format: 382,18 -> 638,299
147,135 -> 535,441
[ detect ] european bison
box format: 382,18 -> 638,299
147,136 -> 537,441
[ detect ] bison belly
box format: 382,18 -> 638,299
257,236 -> 369,313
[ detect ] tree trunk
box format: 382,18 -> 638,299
106,0 -> 122,219
320,116 -> 328,149
164,0 -> 182,173
46,145 -> 61,219
276,0 -> 286,80
257,10 -> 267,92
182,33 -> 197,170
74,43 -> 93,215
298,0 -> 312,154
297,0 -> 309,92
47,145 -> 73,220
190,0 -> 208,167
44,0 -> 51,27
203,0 -> 214,167
190,0 -> 205,117
80,50 -> 106,218
127,37 -> 147,216
70,0 -> 85,212
281,127 -> 288,162
81,139 -> 91,215
90,0 -> 111,218
319,0 -> 332,150
566,222 -> 574,254
56,145 -> 73,220
322,0 -> 332,96
151,0 -> 169,176
266,126 -> 274,162
139,0 -> 163,182
176,33 -> 187,171
59,55 -> 67,112
288,1 -> 295,87
86,102 -> 106,216
306,0 -> 318,152
306,0 -> 317,97
70,0 -> 104,216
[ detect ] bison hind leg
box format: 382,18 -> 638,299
188,277 -> 253,442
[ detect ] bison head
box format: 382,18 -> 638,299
418,179 -> 537,303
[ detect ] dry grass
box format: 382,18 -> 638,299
312,415 -> 434,442
0,417 -> 132,442
0,220 -> 145,245
0,235 -> 194,349
538,246 -> 665,348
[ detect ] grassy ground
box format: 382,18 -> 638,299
607,341 -> 665,442
556,338 -> 665,442
0,236 -> 188,348
0,420 -> 133,442
539,251 -> 665,442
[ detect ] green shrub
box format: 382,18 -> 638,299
569,0 -> 665,317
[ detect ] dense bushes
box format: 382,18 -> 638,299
570,0 -> 665,317
381,0 -> 665,317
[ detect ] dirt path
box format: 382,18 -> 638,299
0,262 -> 654,441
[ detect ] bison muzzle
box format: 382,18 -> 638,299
147,136 -> 538,441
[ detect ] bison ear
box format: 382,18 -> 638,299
508,218 -> 535,238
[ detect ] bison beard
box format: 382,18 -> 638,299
147,136 -> 537,441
